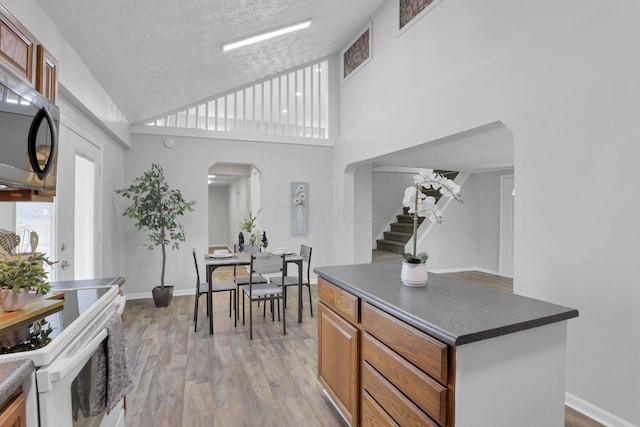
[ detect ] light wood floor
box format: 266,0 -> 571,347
122,265 -> 602,427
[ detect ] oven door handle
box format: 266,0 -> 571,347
37,328 -> 108,392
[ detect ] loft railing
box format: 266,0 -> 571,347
142,58 -> 329,139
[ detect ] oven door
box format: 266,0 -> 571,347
35,297 -> 126,427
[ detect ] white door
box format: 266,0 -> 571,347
499,175 -> 514,278
55,125 -> 102,281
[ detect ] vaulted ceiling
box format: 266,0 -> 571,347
36,0 -> 385,124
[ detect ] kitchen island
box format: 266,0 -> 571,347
314,262 -> 578,427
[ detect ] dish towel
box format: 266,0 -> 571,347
92,313 -> 135,416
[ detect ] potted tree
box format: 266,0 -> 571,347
116,163 -> 195,307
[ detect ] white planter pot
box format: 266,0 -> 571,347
0,288 -> 28,311
400,262 -> 428,287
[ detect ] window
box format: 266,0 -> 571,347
15,202 -> 56,280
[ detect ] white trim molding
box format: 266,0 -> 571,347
565,393 -> 637,427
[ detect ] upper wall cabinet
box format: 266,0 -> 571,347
36,45 -> 58,103
0,4 -> 35,85
0,4 -> 58,103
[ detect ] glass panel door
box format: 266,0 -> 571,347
74,154 -> 95,280
55,125 -> 101,281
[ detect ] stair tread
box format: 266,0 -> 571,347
385,231 -> 412,237
376,239 -> 405,247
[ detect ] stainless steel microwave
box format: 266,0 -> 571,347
0,62 -> 59,200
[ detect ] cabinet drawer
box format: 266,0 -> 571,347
362,389 -> 400,427
363,333 -> 447,426
318,278 -> 359,325
362,302 -> 448,384
362,362 -> 439,427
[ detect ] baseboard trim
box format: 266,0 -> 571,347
322,388 -> 351,427
429,266 -> 501,276
565,392 -> 636,427
126,288 -> 194,300
126,280 -> 317,301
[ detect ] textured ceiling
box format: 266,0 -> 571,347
36,0 -> 385,124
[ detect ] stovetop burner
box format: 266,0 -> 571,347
0,287 -> 111,354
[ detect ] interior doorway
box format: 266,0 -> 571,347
499,174 -> 515,278
207,162 -> 261,251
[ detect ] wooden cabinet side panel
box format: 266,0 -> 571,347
318,302 -> 359,426
36,45 -> 58,103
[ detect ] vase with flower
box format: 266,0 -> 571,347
400,170 -> 462,287
238,211 -> 263,253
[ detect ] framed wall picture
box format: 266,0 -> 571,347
398,0 -> 443,35
291,182 -> 309,235
341,22 -> 372,81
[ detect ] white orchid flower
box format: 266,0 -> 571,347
416,195 -> 442,223
403,186 -> 425,214
401,171 -> 463,263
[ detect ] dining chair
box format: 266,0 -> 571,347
232,244 -> 268,320
241,253 -> 286,340
280,244 -> 313,317
192,248 -> 236,333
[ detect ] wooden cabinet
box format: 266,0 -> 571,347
0,4 -> 35,85
0,4 -> 58,103
0,387 -> 26,427
36,45 -> 58,103
318,278 -> 454,427
318,295 -> 360,426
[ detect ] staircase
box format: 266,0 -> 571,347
375,171 -> 458,255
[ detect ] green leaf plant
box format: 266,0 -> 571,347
116,163 -> 195,289
0,253 -> 55,295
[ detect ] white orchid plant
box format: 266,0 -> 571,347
402,170 -> 463,264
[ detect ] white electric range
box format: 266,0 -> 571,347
0,277 -> 127,427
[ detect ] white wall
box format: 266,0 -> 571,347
123,134 -> 333,297
208,185 -> 230,247
424,170 -> 509,273
473,170 -> 506,271
336,0 -> 640,424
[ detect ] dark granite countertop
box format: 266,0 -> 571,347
0,359 -> 33,404
51,277 -> 125,290
314,262 -> 578,346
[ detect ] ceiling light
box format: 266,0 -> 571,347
296,92 -> 302,97
282,109 -> 288,113
223,20 -> 312,52
208,175 -> 216,179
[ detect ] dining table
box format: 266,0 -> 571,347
203,252 -> 305,335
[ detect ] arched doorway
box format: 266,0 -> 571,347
207,162 -> 261,250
